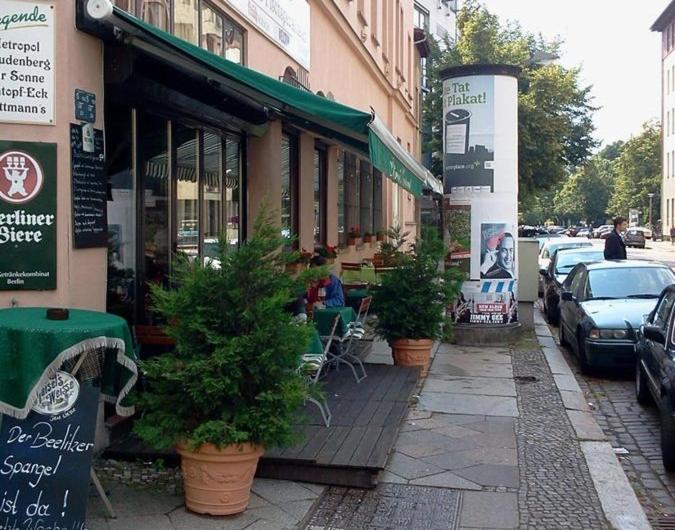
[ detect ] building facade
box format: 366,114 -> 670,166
0,0 -> 441,323
654,2 -> 675,236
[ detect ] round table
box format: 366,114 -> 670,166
0,307 -> 137,419
313,306 -> 357,337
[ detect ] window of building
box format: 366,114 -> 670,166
668,111 -> 671,137
371,0 -> 379,45
200,2 -> 245,64
414,2 -> 429,31
140,0 -> 170,31
344,153 -> 360,243
174,0 -> 198,44
313,146 -> 327,244
281,133 -> 299,247
360,160 -> 373,235
373,169 -> 383,233
337,150 -> 346,247
174,124 -> 200,259
668,199 -> 670,229
668,152 -> 670,178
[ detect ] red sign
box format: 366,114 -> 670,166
0,150 -> 44,204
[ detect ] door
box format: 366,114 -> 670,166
648,292 -> 675,397
560,265 -> 585,344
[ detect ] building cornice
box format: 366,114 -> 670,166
652,0 -> 675,32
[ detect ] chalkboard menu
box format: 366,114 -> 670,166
0,380 -> 99,530
70,124 -> 107,248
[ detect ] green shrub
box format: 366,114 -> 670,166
374,228 -> 463,342
134,210 -> 324,451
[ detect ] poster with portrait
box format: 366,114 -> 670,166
479,223 -> 516,279
444,201 -> 471,276
448,280 -> 518,325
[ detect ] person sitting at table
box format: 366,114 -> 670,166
306,255 -> 345,308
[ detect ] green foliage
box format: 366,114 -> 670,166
423,0 -> 597,200
553,157 -> 614,225
379,225 -> 410,266
607,121 -> 661,224
373,229 -> 464,342
133,210 -> 326,451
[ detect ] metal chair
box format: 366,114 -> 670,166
299,315 -> 340,427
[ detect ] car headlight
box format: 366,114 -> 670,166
589,328 -> 628,340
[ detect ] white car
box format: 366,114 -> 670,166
593,225 -> 613,238
631,226 -> 652,239
575,228 -> 591,238
538,239 -> 593,295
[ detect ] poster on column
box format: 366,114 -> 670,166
448,280 -> 518,325
444,201 -> 471,276
443,76 -> 494,193
479,223 -> 516,279
0,374 -> 99,530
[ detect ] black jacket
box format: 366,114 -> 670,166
604,230 -> 627,260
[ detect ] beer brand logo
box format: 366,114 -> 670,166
32,371 -> 80,416
0,150 -> 43,204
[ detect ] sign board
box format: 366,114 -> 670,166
0,377 -> 99,530
70,124 -> 107,248
74,90 -> 96,124
443,76 -> 495,193
0,2 -> 55,125
0,141 -> 56,290
227,0 -> 310,69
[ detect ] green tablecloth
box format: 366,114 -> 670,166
0,307 -> 138,419
341,266 -> 377,285
346,289 -> 370,312
306,328 -> 324,354
313,306 -> 356,337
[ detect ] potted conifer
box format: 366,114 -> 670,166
373,229 -> 463,377
133,211 -> 322,516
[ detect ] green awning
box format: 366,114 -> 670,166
92,6 -> 439,196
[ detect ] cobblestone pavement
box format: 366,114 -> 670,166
512,345 -> 610,530
555,336 -> 675,525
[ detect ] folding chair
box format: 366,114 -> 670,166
329,314 -> 368,383
299,315 -> 340,427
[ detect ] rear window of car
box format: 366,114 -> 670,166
548,241 -> 592,255
555,251 -> 604,273
587,267 -> 675,299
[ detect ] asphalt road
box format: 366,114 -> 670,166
543,238 -> 675,526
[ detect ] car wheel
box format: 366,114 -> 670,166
546,300 -> 559,325
635,358 -> 653,406
661,400 -> 675,472
559,320 -> 569,348
577,333 -> 591,374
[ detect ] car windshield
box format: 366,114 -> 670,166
547,241 -> 591,256
555,251 -> 604,273
587,267 -> 674,299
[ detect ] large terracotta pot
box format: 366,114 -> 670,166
177,442 -> 264,515
390,338 -> 434,377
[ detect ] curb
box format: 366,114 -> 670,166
533,310 -> 651,530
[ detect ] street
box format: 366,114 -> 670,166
543,238 -> 675,525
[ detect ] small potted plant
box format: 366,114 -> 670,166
373,228 -> 463,377
363,232 -> 374,243
347,226 -> 361,246
376,229 -> 386,242
134,211 -> 321,516
315,244 -> 338,264
286,248 -> 313,273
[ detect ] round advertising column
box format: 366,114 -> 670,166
441,64 -> 521,345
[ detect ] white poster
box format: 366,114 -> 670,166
0,1 -> 54,125
227,0 -> 310,70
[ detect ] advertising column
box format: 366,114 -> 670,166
442,64 -> 520,332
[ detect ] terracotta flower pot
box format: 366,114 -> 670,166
390,338 -> 434,377
347,237 -> 358,246
363,235 -> 373,243
376,233 -> 385,242
177,442 -> 264,515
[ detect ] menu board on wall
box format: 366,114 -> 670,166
70,124 -> 107,248
0,2 -> 55,125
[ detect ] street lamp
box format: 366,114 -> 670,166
648,193 -> 655,227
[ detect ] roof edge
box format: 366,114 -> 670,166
440,64 -> 521,80
652,0 -> 675,31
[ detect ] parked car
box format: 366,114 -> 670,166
541,247 -> 605,324
593,225 -> 613,238
559,260 -> 675,373
632,226 -> 653,239
538,239 -> 592,295
598,228 -> 614,239
575,228 -> 592,238
624,228 -> 646,249
635,285 -> 675,470
536,233 -> 566,250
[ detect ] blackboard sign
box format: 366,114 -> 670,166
74,90 -> 96,124
0,379 -> 99,530
70,124 -> 107,248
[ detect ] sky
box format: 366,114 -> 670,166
479,0 -> 665,149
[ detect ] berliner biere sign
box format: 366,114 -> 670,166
0,141 -> 56,290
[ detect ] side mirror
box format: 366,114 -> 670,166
539,268 -> 548,277
643,325 -> 666,345
561,291 -> 574,302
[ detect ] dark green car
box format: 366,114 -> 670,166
559,260 -> 675,373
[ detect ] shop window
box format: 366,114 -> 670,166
225,137 -> 242,249
203,132 -> 222,257
373,169 -> 383,233
359,160 -> 373,235
174,125 -> 199,260
281,133 -> 299,247
344,153 -> 360,241
337,150 -> 345,247
174,0 -> 199,44
140,0 -> 170,31
314,147 -> 327,244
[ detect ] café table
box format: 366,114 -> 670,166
313,306 -> 357,337
340,265 -> 378,285
346,288 -> 370,313
0,307 -> 137,420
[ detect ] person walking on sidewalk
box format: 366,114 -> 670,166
604,216 -> 627,260
670,225 -> 675,245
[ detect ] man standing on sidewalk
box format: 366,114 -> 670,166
670,225 -> 675,245
604,216 -> 627,260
